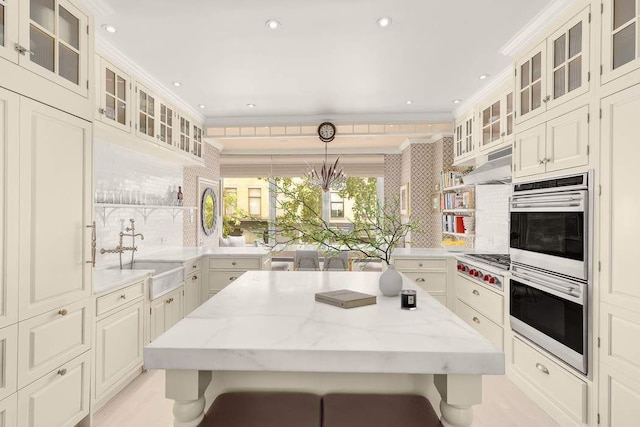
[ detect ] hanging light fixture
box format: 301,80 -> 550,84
307,122 -> 346,192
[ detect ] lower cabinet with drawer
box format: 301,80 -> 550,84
0,325 -> 17,402
207,254 -> 270,297
17,352 -> 91,427
0,393 -> 17,427
391,256 -> 454,309
184,260 -> 202,315
93,280 -> 146,412
511,336 -> 588,425
149,286 -> 183,342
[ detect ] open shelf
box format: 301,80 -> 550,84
94,203 -> 195,225
442,209 -> 475,213
442,232 -> 475,237
441,184 -> 474,192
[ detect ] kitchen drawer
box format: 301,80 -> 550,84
0,393 -> 17,427
455,275 -> 503,325
209,271 -> 246,292
17,352 -> 90,427
96,281 -> 145,317
209,257 -> 261,270
185,259 -> 202,274
0,325 -> 17,401
18,299 -> 91,388
456,300 -> 503,350
403,272 -> 447,293
512,337 -> 587,423
394,258 -> 447,271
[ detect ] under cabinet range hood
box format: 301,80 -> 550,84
462,148 -> 512,185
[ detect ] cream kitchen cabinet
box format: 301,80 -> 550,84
178,113 -> 204,160
601,0 -> 640,86
158,100 -> 177,148
453,113 -> 476,165
598,83 -> 640,426
0,0 -> 19,64
0,394 -> 17,427
18,97 -> 93,321
0,324 -> 17,402
184,265 -> 202,316
516,7 -> 590,123
391,255 -> 454,309
479,88 -> 514,152
513,104 -> 589,179
94,289 -> 144,411
135,82 -> 157,143
149,286 -> 183,342
0,88 -> 18,329
17,351 -> 90,427
207,253 -> 270,299
96,56 -> 132,133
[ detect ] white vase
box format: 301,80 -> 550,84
379,264 -> 403,297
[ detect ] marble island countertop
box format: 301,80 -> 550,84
144,271 -> 504,375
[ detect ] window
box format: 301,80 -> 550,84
224,187 -> 237,215
248,188 -> 262,216
330,192 -> 344,218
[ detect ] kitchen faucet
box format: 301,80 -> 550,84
100,219 -> 145,269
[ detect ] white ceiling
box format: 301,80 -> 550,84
87,0 -> 552,126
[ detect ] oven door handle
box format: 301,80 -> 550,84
511,271 -> 583,301
510,202 -> 583,209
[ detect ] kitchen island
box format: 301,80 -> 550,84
144,271 -> 504,427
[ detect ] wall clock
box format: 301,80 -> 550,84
318,122 -> 336,142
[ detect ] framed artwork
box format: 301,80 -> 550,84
400,183 -> 410,215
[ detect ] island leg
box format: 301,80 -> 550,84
166,370 -> 212,427
434,374 -> 482,427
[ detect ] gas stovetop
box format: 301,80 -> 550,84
462,254 -> 511,271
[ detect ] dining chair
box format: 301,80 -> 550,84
294,250 -> 320,271
323,251 -> 349,271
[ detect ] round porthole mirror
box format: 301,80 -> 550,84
201,187 -> 217,236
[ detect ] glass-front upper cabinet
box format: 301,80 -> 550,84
97,57 -> 131,132
18,0 -> 90,96
158,102 -> 176,147
516,42 -> 546,122
179,115 -> 191,154
602,0 -> 640,84
136,83 -> 157,142
192,124 -> 203,158
0,0 -> 19,63
479,89 -> 514,152
453,112 -> 475,164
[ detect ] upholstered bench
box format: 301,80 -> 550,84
322,393 -> 442,427
199,392 -> 322,427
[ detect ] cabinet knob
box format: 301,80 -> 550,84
535,363 -> 549,375
232,261 -> 237,266
229,277 -> 238,281
57,368 -> 67,376
120,294 -> 126,300
415,278 -> 425,283
472,290 -> 480,296
472,317 -> 480,324
192,275 -> 198,280
538,159 -> 545,165
418,263 -> 423,267
58,309 -> 68,316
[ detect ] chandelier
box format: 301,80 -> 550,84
307,122 -> 346,192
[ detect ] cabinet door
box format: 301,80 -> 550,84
17,352 -> 90,427
504,91 -> 514,141
149,297 -> 165,342
94,301 -> 143,400
18,0 -> 90,97
0,324 -> 17,401
602,0 -> 640,84
463,115 -> 474,155
192,123 -> 203,158
184,272 -> 201,315
178,115 -> 191,154
454,122 -> 463,158
0,0 -> 19,63
546,7 -> 590,111
0,88 -> 18,329
0,393 -> 17,427
135,83 -> 157,142
97,57 -> 131,133
516,42 -> 546,123
164,288 -> 182,331
18,98 -> 92,320
545,105 -> 589,173
513,123 -> 546,178
480,99 -> 501,150
158,101 -> 176,148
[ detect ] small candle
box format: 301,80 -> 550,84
401,290 -> 417,310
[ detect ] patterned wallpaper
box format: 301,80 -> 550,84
183,143 -> 221,247
384,154 -> 402,208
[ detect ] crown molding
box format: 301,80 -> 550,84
218,147 -> 401,156
94,36 -> 205,123
452,65 -> 513,118
499,0 -> 578,57
204,112 -> 453,127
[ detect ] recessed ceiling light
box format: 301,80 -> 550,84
453,99 -> 462,104
479,74 -> 490,80
247,103 -> 256,108
101,24 -> 117,33
377,17 -> 392,27
406,100 -> 413,105
265,19 -> 281,30
172,81 -> 182,87
198,104 -> 206,109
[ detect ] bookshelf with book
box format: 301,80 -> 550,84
439,171 -> 475,248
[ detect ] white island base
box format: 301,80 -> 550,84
145,271 -> 503,427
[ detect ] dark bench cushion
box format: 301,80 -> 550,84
199,392 -> 322,427
322,393 -> 442,427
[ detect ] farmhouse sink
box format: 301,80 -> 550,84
111,261 -> 185,300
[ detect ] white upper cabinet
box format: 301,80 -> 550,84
96,57 -> 131,133
135,83 -> 157,142
602,0 -> 640,84
178,114 -> 192,156
192,122 -> 203,159
516,7 -> 590,123
479,88 -> 514,152
0,0 -> 19,63
453,113 -> 475,164
16,0 -> 90,97
158,101 -> 176,148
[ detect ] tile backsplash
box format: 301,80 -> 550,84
94,140 -> 185,267
474,184 -> 511,253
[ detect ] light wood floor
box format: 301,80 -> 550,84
93,370 -> 559,427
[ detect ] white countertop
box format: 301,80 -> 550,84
391,247 -> 464,258
137,246 -> 270,262
144,271 -> 504,375
94,269 -> 152,296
